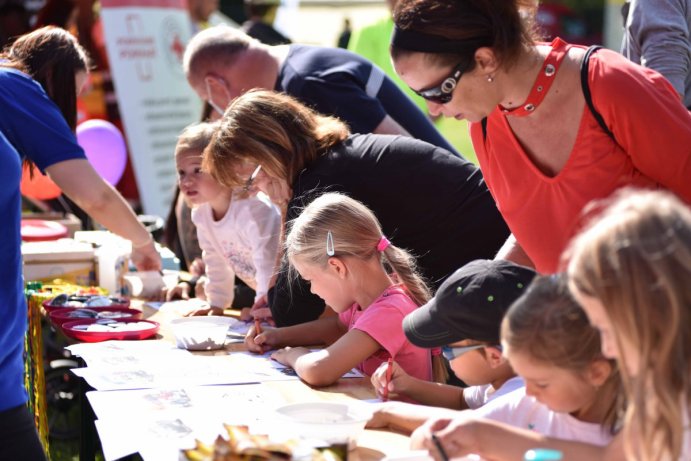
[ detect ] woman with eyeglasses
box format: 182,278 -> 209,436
390,0 -> 691,274
203,89 -> 510,327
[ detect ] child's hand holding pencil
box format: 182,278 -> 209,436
244,319 -> 280,354
371,357 -> 407,401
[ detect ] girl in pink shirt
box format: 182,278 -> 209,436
245,192 -> 444,387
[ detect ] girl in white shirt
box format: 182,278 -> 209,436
175,122 -> 281,318
473,274 -> 621,446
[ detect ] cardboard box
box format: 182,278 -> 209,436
20,212 -> 82,238
22,239 -> 96,286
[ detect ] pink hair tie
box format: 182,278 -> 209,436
377,236 -> 391,252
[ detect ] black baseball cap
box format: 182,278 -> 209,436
403,259 -> 536,348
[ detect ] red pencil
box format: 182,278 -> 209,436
382,357 -> 393,402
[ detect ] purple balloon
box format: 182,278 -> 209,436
76,119 -> 128,186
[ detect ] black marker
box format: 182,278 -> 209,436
431,433 -> 449,461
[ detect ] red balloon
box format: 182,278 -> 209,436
20,164 -> 61,200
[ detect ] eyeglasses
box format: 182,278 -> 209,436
441,344 -> 486,361
413,61 -> 467,104
243,165 -> 262,192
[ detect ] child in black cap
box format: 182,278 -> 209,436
370,259 -> 535,426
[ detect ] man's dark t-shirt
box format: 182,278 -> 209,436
275,45 -> 460,156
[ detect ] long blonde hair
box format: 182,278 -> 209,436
566,188 -> 691,461
285,192 -> 431,307
203,90 -> 349,190
502,275 -> 622,434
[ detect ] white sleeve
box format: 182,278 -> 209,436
191,206 -> 235,308
463,385 -> 488,410
473,388 -> 612,445
472,388 -> 530,426
239,196 -> 282,300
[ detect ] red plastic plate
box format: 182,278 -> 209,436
61,318 -> 159,343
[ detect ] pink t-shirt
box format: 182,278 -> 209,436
338,285 -> 433,382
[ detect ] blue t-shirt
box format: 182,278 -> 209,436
0,67 -> 85,411
275,45 -> 460,156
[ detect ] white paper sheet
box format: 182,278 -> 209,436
72,350 -> 364,391
90,384 -> 286,461
87,384 -> 284,421
66,339 -> 190,365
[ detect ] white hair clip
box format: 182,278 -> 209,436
326,230 -> 335,256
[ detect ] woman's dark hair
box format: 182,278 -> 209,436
392,0 -> 539,70
3,26 -> 89,132
1,26 -> 90,175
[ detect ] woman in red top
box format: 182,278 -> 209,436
389,0 -> 691,273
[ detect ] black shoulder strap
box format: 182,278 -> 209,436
580,45 -> 616,141
481,117 -> 488,140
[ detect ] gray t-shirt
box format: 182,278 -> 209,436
621,0 -> 691,108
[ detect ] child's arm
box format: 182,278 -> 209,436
412,417 -> 624,461
245,315 -> 347,353
271,328 -> 381,387
189,209 -> 234,316
371,361 -> 467,410
367,401 -> 459,435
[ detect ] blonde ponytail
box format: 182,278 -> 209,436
380,245 -> 431,306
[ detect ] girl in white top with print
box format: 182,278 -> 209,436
175,122 -> 281,318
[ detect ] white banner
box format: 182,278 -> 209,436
101,0 -> 202,218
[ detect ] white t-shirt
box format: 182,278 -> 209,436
191,192 -> 281,308
463,376 -> 525,409
473,388 -> 613,446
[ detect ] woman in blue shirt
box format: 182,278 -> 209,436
0,27 -> 161,460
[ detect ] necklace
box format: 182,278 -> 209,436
499,38 -> 569,117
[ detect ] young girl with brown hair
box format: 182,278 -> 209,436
245,192 -> 445,387
485,275 -> 621,442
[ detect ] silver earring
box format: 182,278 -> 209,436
487,75 -> 494,83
